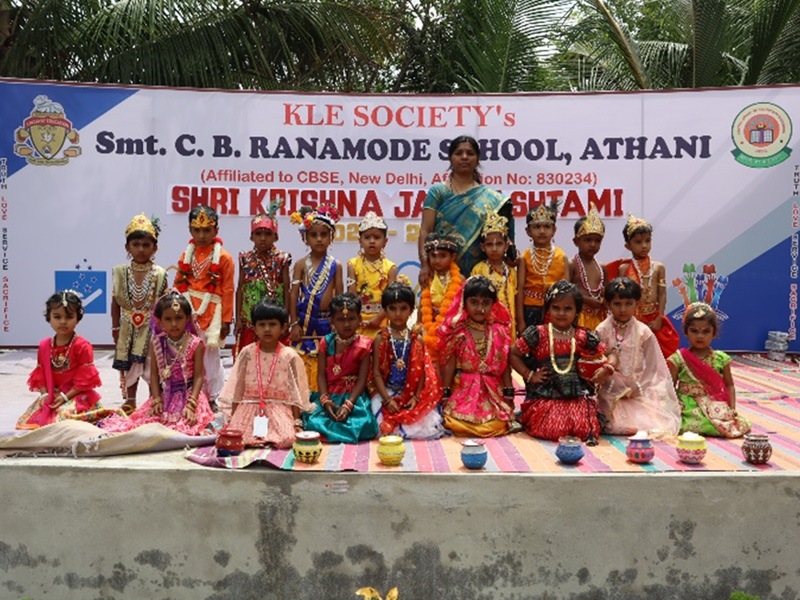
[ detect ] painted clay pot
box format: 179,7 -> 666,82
555,436 -> 584,465
742,433 -> 772,465
577,356 -> 608,382
377,435 -> 406,466
293,431 -> 323,464
460,439 -> 488,469
626,436 -> 656,464
216,428 -> 244,457
676,433 -> 707,464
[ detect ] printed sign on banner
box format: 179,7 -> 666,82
1,78 -> 799,350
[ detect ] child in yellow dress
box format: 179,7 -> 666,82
516,201 -> 569,336
419,233 -> 464,362
569,204 -> 607,329
471,212 -> 517,335
347,211 -> 397,338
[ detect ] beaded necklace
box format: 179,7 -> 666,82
50,333 -> 76,370
161,333 -> 189,381
127,263 -> 155,307
612,319 -> 630,353
390,327 -> 410,370
574,255 -> 604,299
531,245 -> 555,276
254,248 -> 277,300
548,323 -> 576,375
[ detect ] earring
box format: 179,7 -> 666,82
126,252 -> 132,260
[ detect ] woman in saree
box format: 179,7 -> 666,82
418,136 -> 515,284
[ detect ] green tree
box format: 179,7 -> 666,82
554,0 -> 800,91
0,0 -> 393,91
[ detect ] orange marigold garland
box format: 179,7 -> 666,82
421,262 -> 462,359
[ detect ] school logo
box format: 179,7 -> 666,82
55,259 -> 106,315
671,263 -> 728,321
731,102 -> 792,168
13,95 -> 82,166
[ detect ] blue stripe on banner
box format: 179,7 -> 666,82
0,79 -> 138,178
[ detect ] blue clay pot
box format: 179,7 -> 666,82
461,439 -> 488,469
555,436 -> 584,464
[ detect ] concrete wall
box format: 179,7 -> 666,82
1,465 -> 798,600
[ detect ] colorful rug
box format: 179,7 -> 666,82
730,354 -> 800,398
184,398 -> 800,473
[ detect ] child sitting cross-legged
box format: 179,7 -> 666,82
302,293 -> 379,443
220,299 -> 313,448
371,281 -> 444,439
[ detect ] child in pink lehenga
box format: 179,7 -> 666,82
595,277 -> 681,437
101,292 -> 216,435
437,276 -> 516,437
219,300 -> 313,448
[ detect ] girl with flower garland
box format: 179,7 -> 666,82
347,211 -> 397,338
569,204 -> 608,330
303,293 -> 379,443
419,233 -> 463,363
371,282 -> 444,439
668,302 -> 750,438
101,292 -> 217,435
470,212 -> 518,335
174,205 -> 235,403
509,280 -> 611,444
516,200 -> 569,336
288,204 -> 344,392
18,291 -> 120,429
234,199 -> 292,360
438,276 -> 516,437
111,213 -> 168,414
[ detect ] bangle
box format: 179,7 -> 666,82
152,396 -> 162,404
294,418 -> 304,428
290,321 -> 300,328
111,326 -> 120,331
503,387 -> 515,397
343,399 -> 354,411
525,370 -> 535,383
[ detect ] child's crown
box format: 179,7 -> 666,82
126,213 -> 159,239
576,204 -> 605,237
625,213 -> 652,238
527,201 -> 558,225
424,235 -> 458,254
482,212 -> 508,237
191,209 -> 216,229
358,211 -> 387,232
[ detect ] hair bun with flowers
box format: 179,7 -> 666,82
290,204 -> 340,235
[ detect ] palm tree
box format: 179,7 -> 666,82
555,0 -> 800,91
0,0 -> 393,91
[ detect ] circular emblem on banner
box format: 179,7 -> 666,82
731,102 -> 793,168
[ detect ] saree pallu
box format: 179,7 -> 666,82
423,183 -> 513,277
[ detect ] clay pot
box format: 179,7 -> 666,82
460,439 -> 488,469
293,431 -> 323,464
742,433 -> 772,465
577,356 -> 608,381
555,436 -> 584,465
377,435 -> 406,466
626,436 -> 655,464
676,433 -> 707,464
216,428 -> 244,457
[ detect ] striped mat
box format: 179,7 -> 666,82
730,354 -> 800,398
184,398 -> 800,473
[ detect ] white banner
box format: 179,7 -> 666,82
1,79 -> 798,350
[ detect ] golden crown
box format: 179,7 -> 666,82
125,213 -> 157,239
358,211 -> 387,232
625,213 -> 652,238
684,301 -> 714,323
528,203 -> 556,224
190,209 -> 217,229
576,204 -> 605,237
482,212 -> 508,237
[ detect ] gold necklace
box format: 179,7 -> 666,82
531,246 -> 555,275
548,323 -> 576,375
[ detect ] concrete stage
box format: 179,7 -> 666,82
1,349 -> 799,600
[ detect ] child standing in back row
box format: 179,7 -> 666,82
234,200 -> 292,360
419,233 -> 464,362
616,214 -> 679,358
471,212 -> 517,335
347,211 -> 397,338
569,204 -> 607,330
174,205 -> 235,403
111,213 -> 168,414
517,201 -> 569,336
289,204 -> 344,391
